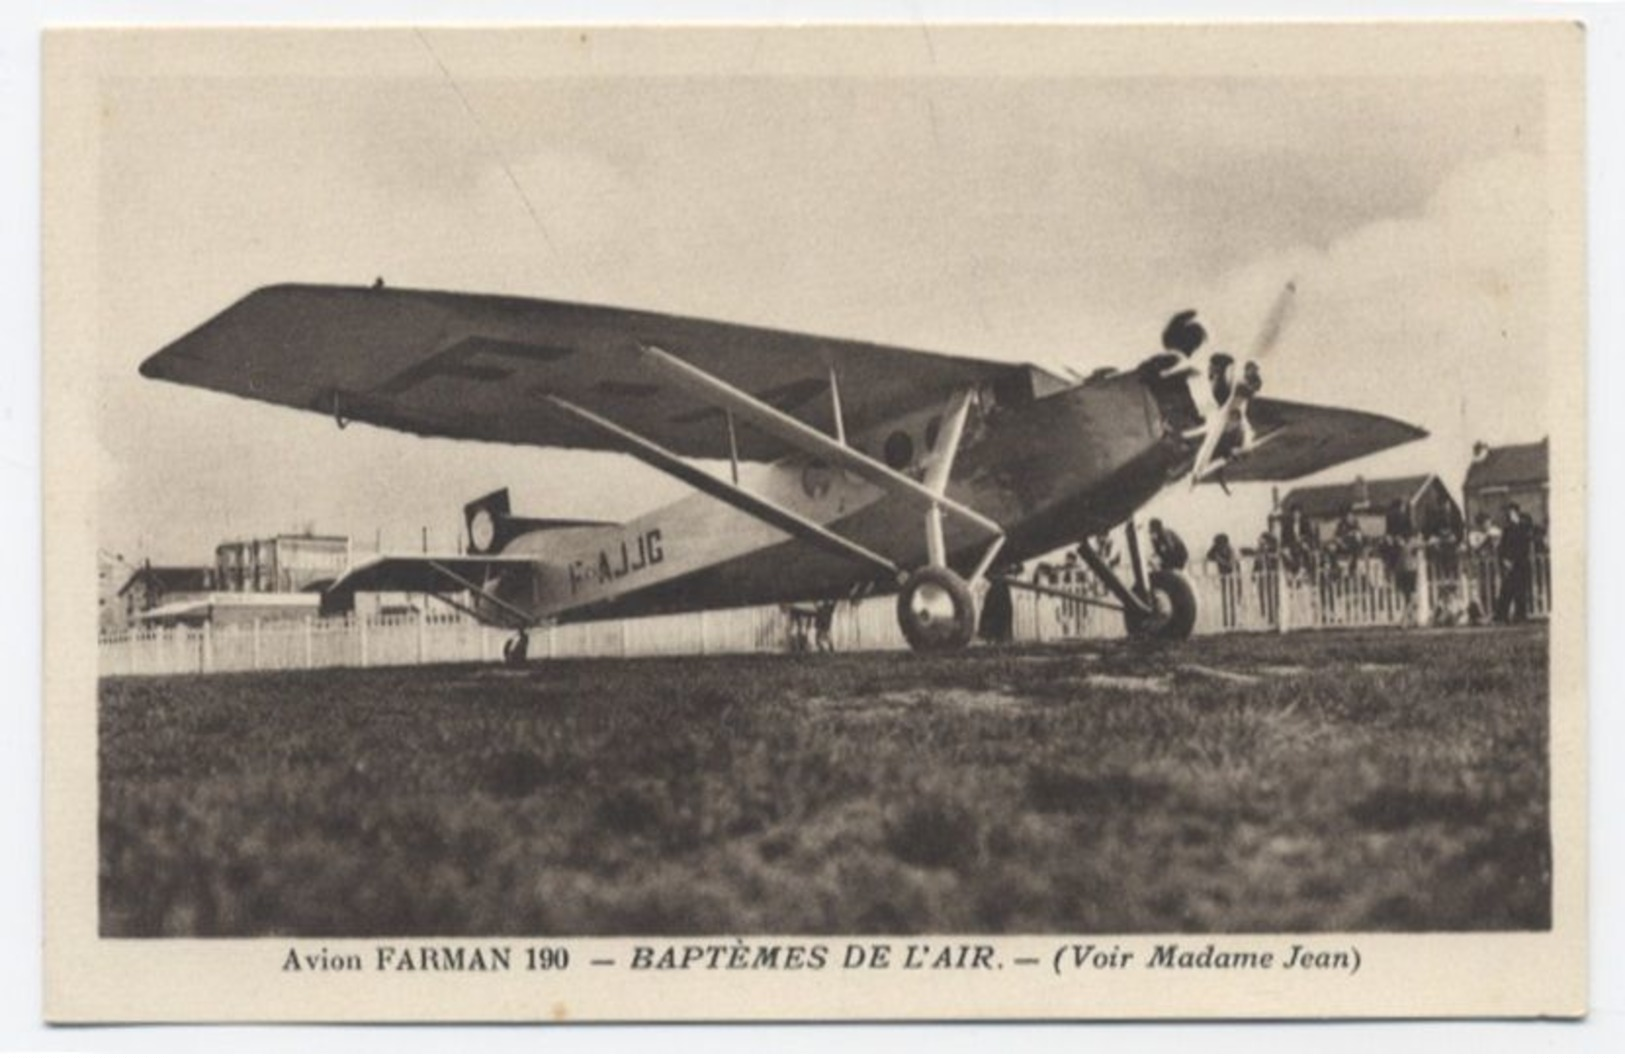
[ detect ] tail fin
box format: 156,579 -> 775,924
463,488 -> 615,555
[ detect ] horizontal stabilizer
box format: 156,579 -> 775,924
321,553 -> 538,615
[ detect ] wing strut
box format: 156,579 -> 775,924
541,395 -> 903,579
544,346 -> 1009,588
828,364 -> 846,445
725,411 -> 741,485
923,388 -> 976,568
424,559 -> 537,628
637,343 -> 1003,540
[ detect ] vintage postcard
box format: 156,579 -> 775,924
44,22 -> 1586,1021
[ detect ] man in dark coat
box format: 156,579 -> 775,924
1207,533 -> 1240,628
978,566 -> 1017,644
1495,503 -> 1536,623
1148,519 -> 1189,572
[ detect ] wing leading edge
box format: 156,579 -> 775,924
319,553 -> 542,625
139,284 -> 1050,462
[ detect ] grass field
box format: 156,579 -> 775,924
99,625 -> 1550,937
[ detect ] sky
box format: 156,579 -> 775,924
90,28 -> 1558,566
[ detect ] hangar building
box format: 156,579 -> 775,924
116,563 -> 216,628
215,533 -> 351,593
1463,439 -> 1549,529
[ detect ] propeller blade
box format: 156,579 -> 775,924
1185,279 -> 1293,485
1248,279 -> 1297,361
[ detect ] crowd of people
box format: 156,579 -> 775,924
1020,500 -> 1549,633
783,599 -> 838,652
1199,499 -> 1549,628
784,499 -> 1548,650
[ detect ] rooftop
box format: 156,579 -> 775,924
116,565 -> 214,598
217,533 -> 350,547
1279,475 -> 1436,520
135,592 -> 324,623
1465,439 -> 1548,490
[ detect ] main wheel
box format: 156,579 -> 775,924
503,631 -> 530,666
1123,569 -> 1197,640
896,566 -> 978,652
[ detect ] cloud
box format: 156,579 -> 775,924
1148,150 -> 1550,549
96,70 -> 1550,566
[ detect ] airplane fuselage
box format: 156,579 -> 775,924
482,365 -> 1201,624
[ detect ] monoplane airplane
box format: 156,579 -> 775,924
140,284 -> 1425,660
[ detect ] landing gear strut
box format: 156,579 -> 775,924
502,630 -> 530,666
1123,569 -> 1198,640
1074,519 -> 1197,641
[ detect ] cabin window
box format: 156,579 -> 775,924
883,430 -> 914,470
801,460 -> 834,499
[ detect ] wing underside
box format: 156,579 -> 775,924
1221,397 -> 1429,482
322,554 -> 536,602
139,284 -> 1044,461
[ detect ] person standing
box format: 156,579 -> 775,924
1335,508 -> 1364,557
978,570 -> 1015,644
1465,512 -> 1497,622
1280,505 -> 1305,564
1383,499 -> 1419,626
1254,530 -> 1280,627
1495,503 -> 1535,624
813,600 -> 838,652
1056,552 -> 1083,637
1207,532 -> 1240,629
1206,532 -> 1238,575
1148,518 -> 1189,572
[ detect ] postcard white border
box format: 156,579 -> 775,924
10,2 -> 1623,1047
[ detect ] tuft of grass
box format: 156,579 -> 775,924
883,785 -> 981,869
1025,765 -> 1169,815
99,625 -> 1551,936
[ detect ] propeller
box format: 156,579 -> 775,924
1187,278 -> 1299,486
1247,279 -> 1297,362
1162,309 -> 1207,357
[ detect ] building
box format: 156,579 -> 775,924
1277,474 -> 1463,542
1463,439 -> 1548,529
215,533 -> 351,593
98,549 -> 137,633
116,563 -> 216,627
134,592 -> 323,628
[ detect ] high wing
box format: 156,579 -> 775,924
140,284 -> 1055,461
1216,398 -> 1429,483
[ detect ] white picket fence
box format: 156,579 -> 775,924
98,554 -> 1550,677
98,604 -> 925,677
1182,552 -> 1551,635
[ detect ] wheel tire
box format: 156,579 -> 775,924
896,566 -> 978,652
503,631 -> 530,666
1123,569 -> 1198,640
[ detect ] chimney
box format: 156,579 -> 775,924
1472,441 -> 1491,463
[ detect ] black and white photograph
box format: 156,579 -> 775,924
44,21 -> 1586,1021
